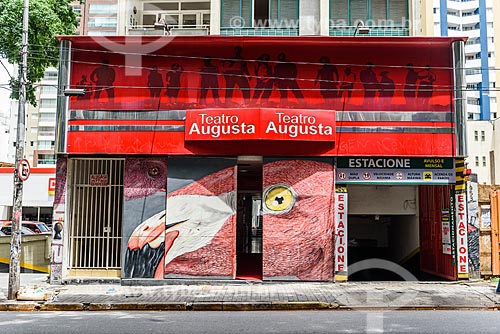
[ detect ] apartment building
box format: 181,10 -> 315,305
433,0 -> 500,184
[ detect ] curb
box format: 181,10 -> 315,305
0,302 -> 38,311
0,301 -> 498,312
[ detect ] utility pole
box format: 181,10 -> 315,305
8,0 -> 29,301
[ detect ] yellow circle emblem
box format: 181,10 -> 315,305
264,185 -> 296,213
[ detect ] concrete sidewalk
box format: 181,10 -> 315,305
1,274 -> 499,311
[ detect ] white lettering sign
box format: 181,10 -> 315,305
455,193 -> 468,277
335,191 -> 348,281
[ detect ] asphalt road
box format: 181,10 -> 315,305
0,310 -> 499,334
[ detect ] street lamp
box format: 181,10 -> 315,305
353,21 -> 370,36
64,88 -> 86,96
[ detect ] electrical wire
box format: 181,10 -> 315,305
20,54 -> 475,93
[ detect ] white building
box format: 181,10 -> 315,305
433,0 -> 500,184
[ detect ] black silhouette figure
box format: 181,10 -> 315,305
200,57 -> 221,105
53,222 -> 63,240
417,65 -> 437,107
359,62 -> 378,108
90,59 -> 115,102
147,66 -> 164,100
315,56 -> 339,103
274,52 -> 304,103
340,67 -> 356,103
379,71 -> 395,100
222,46 -> 250,104
404,63 -> 419,104
76,75 -> 92,100
253,53 -> 273,104
165,63 -> 183,105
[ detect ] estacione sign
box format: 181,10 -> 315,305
185,108 -> 336,141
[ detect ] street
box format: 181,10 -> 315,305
0,311 -> 499,334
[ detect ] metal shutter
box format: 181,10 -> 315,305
350,0 -> 368,25
330,0 -> 349,24
372,0 -> 387,22
389,0 -> 408,26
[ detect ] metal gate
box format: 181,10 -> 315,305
68,159 -> 124,270
419,185 -> 457,280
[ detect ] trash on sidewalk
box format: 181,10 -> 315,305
16,287 -> 55,301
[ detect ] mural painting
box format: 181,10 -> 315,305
262,159 -> 335,280
124,158 -> 237,278
123,158 -> 336,280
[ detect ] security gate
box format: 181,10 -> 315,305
68,159 -> 124,270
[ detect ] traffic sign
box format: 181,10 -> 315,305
17,159 -> 30,181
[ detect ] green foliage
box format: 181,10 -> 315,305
0,0 -> 78,105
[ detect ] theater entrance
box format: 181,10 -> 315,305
235,157 -> 263,280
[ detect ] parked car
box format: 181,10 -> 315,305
0,226 -> 37,235
0,221 -> 50,234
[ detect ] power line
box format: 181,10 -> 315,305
8,43 -> 500,73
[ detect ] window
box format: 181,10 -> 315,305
222,0 -> 298,28
481,130 -> 485,141
254,0 -> 270,27
145,1 -> 211,28
44,72 -> 58,80
475,156 -> 479,167
474,130 -> 478,141
40,85 -> 57,95
39,113 -> 56,122
39,99 -> 57,109
88,4 -> 117,14
38,140 -> 54,150
88,17 -> 117,28
30,141 -> 34,147
482,156 -> 486,167
330,0 -> 408,26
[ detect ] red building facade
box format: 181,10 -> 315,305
50,36 -> 468,282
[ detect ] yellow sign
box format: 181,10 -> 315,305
423,171 -> 433,181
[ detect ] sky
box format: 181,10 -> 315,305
0,59 -> 14,162
0,59 -> 13,113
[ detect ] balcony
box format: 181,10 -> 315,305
127,24 -> 209,36
220,27 -> 299,36
329,26 -> 409,37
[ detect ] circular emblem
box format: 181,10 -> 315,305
263,184 -> 297,214
17,158 -> 31,182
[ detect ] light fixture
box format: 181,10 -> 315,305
353,21 -> 370,36
64,88 -> 85,96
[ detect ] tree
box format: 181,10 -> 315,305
0,0 -> 78,105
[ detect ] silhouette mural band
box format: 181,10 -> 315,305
72,45 -> 447,112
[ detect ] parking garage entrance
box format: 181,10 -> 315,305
343,185 -> 457,281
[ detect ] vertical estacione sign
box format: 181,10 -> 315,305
456,192 -> 469,278
335,187 -> 348,281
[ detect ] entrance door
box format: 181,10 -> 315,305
68,159 -> 124,276
419,185 -> 457,280
235,160 -> 263,280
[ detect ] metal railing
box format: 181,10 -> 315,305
329,26 -> 409,37
127,24 -> 210,36
220,27 -> 299,36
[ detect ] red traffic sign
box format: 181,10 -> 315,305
17,158 -> 31,181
